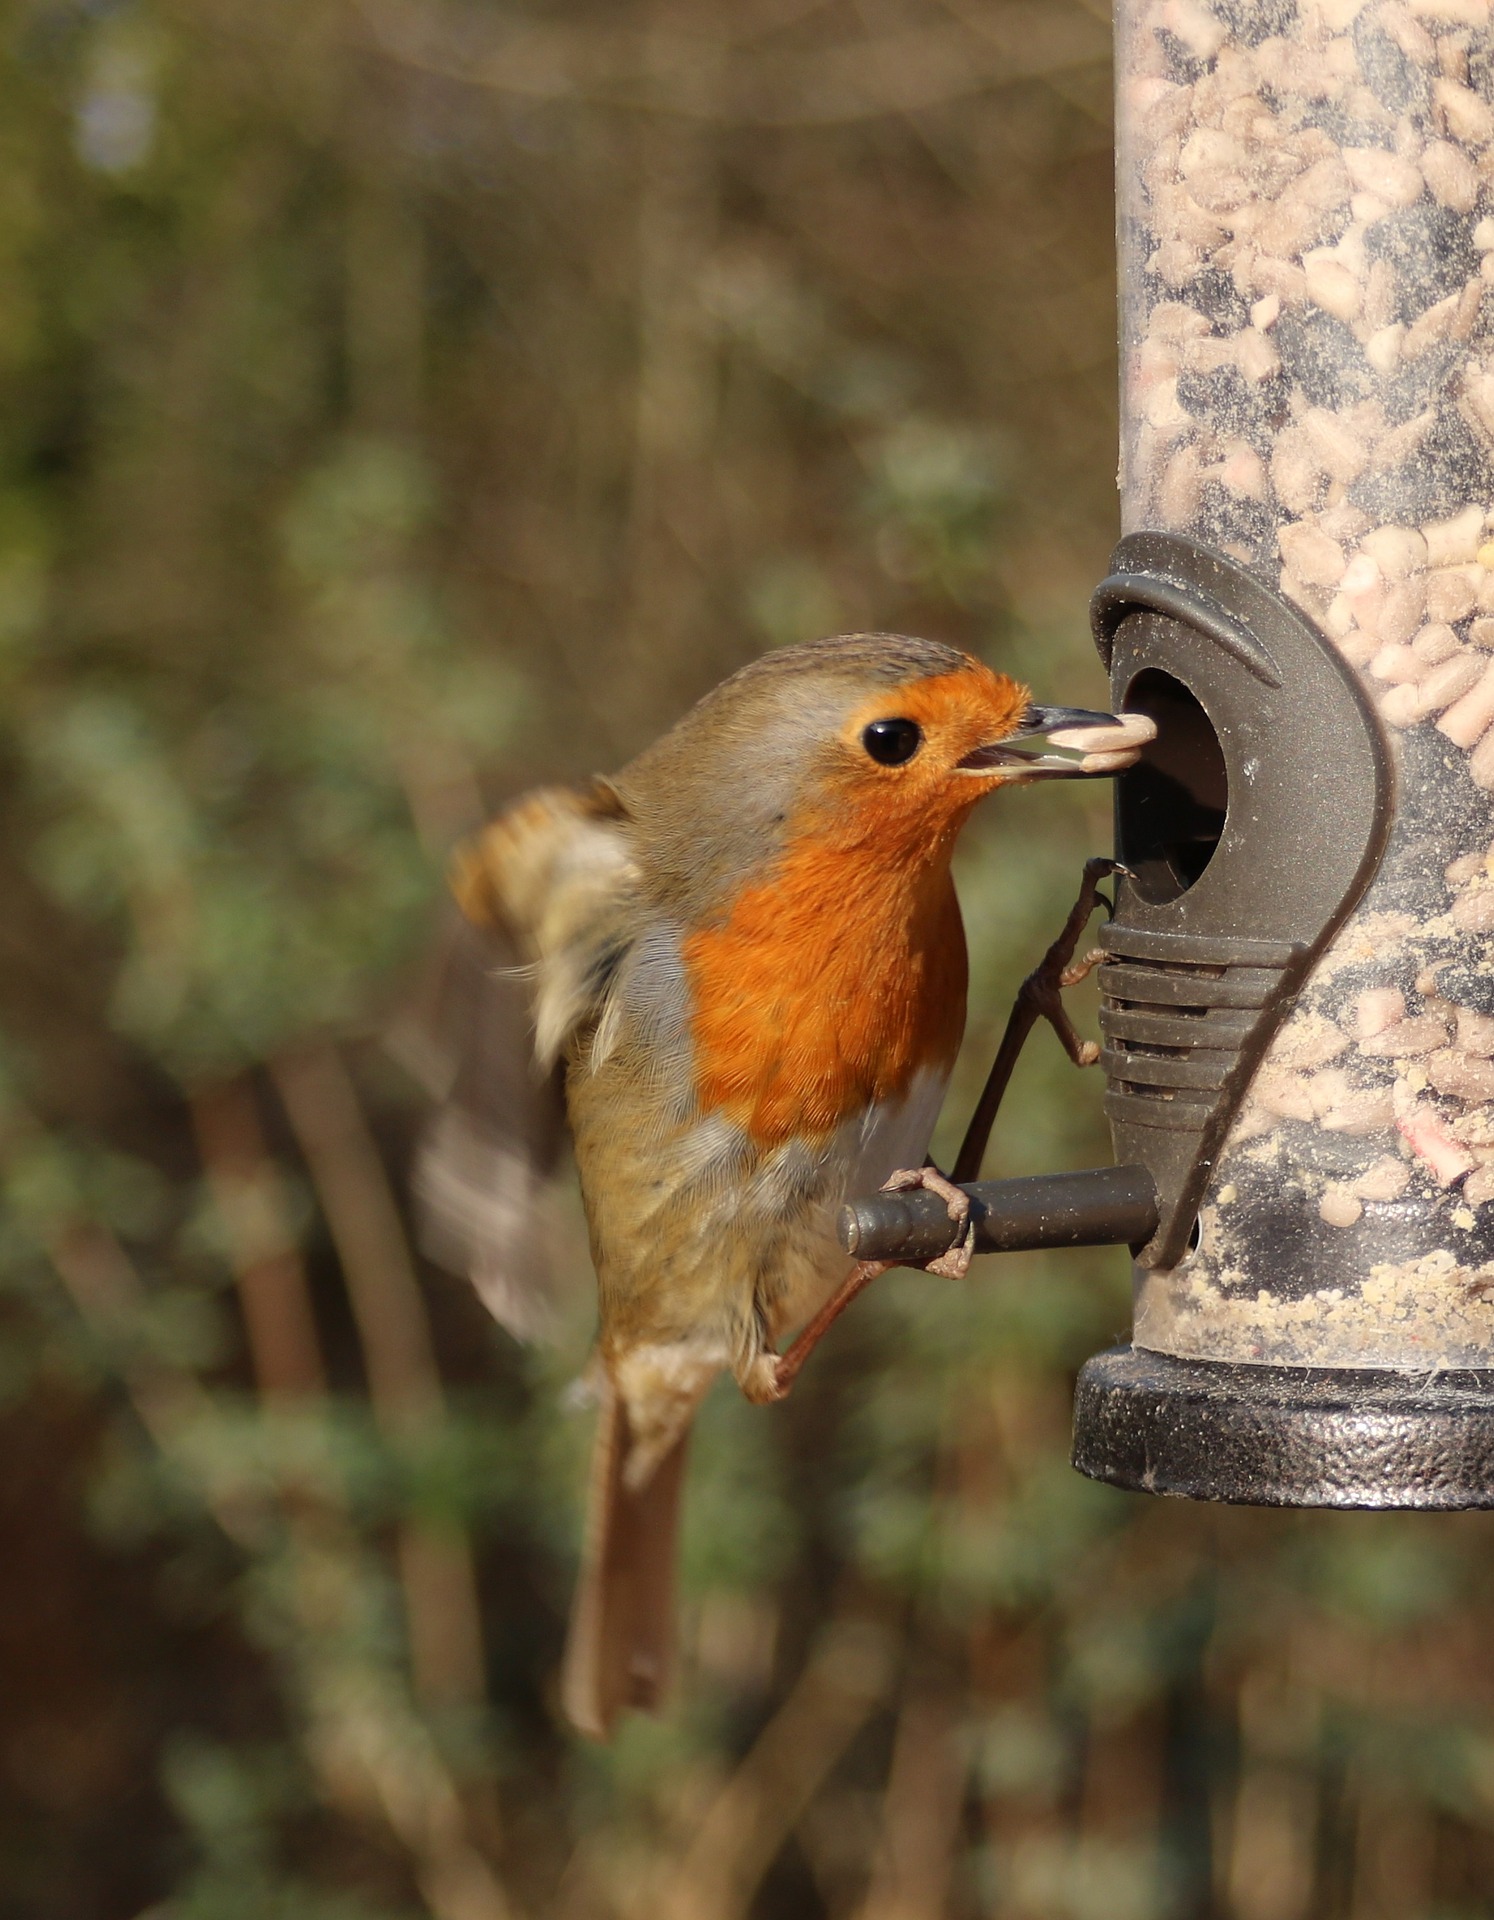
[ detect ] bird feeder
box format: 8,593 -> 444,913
845,0 -> 1494,1507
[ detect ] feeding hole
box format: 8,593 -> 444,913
1115,670 -> 1227,904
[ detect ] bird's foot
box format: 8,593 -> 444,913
1015,856 -> 1126,1070
740,1351 -> 791,1405
745,1167 -> 978,1405
950,855 -> 1127,1184
743,1256 -> 893,1404
880,1164 -> 975,1278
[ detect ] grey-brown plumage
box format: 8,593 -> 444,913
428,635 -> 1140,1737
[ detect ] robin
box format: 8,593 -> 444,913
443,634 -> 1151,1737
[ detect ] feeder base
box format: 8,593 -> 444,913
1073,1346 -> 1494,1509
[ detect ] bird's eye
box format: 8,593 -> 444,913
862,718 -> 923,766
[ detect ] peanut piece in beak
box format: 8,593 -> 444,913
1048,710 -> 1158,773
1046,712 -> 1159,754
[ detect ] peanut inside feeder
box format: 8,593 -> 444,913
1075,0 -> 1494,1507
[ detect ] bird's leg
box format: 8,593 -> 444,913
749,860 -> 1119,1406
743,1257 -> 891,1404
746,1168 -> 975,1403
951,857 -> 1120,1186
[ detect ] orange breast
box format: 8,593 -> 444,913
681,821 -> 969,1148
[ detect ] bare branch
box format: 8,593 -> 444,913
651,1620 -> 893,1920
273,1041 -> 490,1716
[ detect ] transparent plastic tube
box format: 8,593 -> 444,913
1117,0 -> 1494,1367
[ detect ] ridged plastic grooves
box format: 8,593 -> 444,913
1099,924 -> 1305,1140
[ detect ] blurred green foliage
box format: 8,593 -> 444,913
5,2 -> 1494,1918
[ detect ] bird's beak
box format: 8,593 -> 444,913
958,705 -> 1157,780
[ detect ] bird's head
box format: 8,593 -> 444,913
616,635 -> 1149,916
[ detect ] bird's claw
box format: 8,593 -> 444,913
742,1352 -> 791,1404
1014,857 -> 1125,1070
923,1234 -> 975,1280
749,1255 -> 893,1402
748,1163 -> 976,1408
882,1165 -> 975,1279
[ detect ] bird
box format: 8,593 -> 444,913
437,633 -> 1148,1737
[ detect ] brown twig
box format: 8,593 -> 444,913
187,1075 -> 517,1920
271,1041 -> 489,1715
855,1681 -> 967,1920
190,1080 -> 328,1401
650,1620 -> 892,1920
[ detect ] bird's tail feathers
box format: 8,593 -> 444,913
561,1381 -> 689,1739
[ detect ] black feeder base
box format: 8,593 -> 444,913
1073,1347 -> 1494,1510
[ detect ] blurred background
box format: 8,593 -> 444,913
3,0 -> 1494,1914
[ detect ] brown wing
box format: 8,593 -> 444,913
401,910 -> 569,1341
451,779 -> 641,1066
404,781 -> 642,1341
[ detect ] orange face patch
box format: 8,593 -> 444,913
847,663 -> 1032,776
